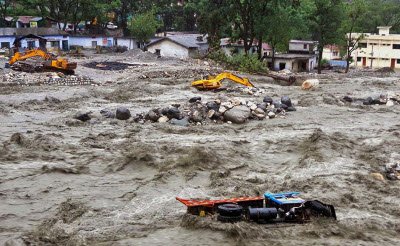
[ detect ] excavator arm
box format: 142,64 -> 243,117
192,72 -> 254,90
9,49 -> 52,65
9,49 -> 76,74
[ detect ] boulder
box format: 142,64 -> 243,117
386,100 -> 394,106
257,102 -> 267,111
116,107 -> 131,120
254,107 -> 265,114
342,96 -> 353,102
74,111 -> 91,122
219,106 -> 227,114
170,118 -> 189,127
267,111 -> 276,119
206,101 -> 219,111
207,109 -> 216,119
370,172 -> 385,181
191,110 -> 205,122
165,107 -> 181,119
263,96 -> 273,104
223,105 -> 251,124
147,110 -> 160,122
158,116 -> 169,123
189,96 -> 201,103
281,96 -> 292,107
100,109 -> 116,118
363,97 -> 373,105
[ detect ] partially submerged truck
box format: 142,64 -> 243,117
177,192 -> 336,223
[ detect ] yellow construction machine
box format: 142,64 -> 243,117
191,72 -> 254,90
9,49 -> 77,74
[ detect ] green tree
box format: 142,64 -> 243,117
129,9 -> 161,49
188,0 -> 231,50
257,0 -> 306,68
309,0 -> 345,74
341,0 -> 367,73
229,0 -> 258,55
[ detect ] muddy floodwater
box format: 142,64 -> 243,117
1,52 -> 400,245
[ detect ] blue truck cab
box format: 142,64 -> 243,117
264,192 -> 305,212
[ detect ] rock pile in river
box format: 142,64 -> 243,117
132,96 -> 297,126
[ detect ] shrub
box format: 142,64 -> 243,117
207,50 -> 267,73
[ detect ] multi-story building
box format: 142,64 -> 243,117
352,26 -> 400,69
265,40 -> 317,72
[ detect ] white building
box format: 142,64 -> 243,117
351,26 -> 400,69
146,34 -> 208,59
322,45 -> 341,60
265,40 -> 317,72
0,27 -> 69,51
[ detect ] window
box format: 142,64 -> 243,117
303,44 -> 308,49
359,43 -> 367,48
393,44 -> 400,49
397,59 -> 400,64
333,51 -> 338,56
357,57 -> 362,62
1,42 -> 10,48
50,41 -> 59,48
27,41 -> 35,49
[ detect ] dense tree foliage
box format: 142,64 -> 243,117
2,0 -> 400,70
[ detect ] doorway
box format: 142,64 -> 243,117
362,57 -> 366,67
62,40 -> 69,51
391,59 -> 396,69
279,63 -> 286,70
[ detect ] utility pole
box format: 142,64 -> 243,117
370,44 -> 374,68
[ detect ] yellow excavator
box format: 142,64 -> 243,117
9,49 -> 77,74
191,72 -> 254,90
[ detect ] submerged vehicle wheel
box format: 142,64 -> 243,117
217,203 -> 243,217
217,214 -> 242,223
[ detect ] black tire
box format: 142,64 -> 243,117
217,203 -> 243,217
217,214 -> 242,223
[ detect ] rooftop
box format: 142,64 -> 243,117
0,27 -> 68,36
147,34 -> 207,49
270,53 -> 317,59
290,40 -> 316,44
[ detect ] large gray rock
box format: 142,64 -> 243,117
190,110 -> 205,122
164,107 -> 181,119
147,110 -> 159,122
74,111 -> 91,122
115,107 -> 131,120
100,109 -> 116,118
281,96 -> 293,107
170,118 -> 189,127
223,105 -> 251,124
263,96 -> 273,104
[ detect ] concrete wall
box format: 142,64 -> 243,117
0,37 -> 15,48
69,36 -> 114,48
0,35 -> 67,51
115,38 -> 138,49
147,39 -> 189,59
322,48 -> 341,60
289,42 -> 314,52
266,57 -> 316,72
